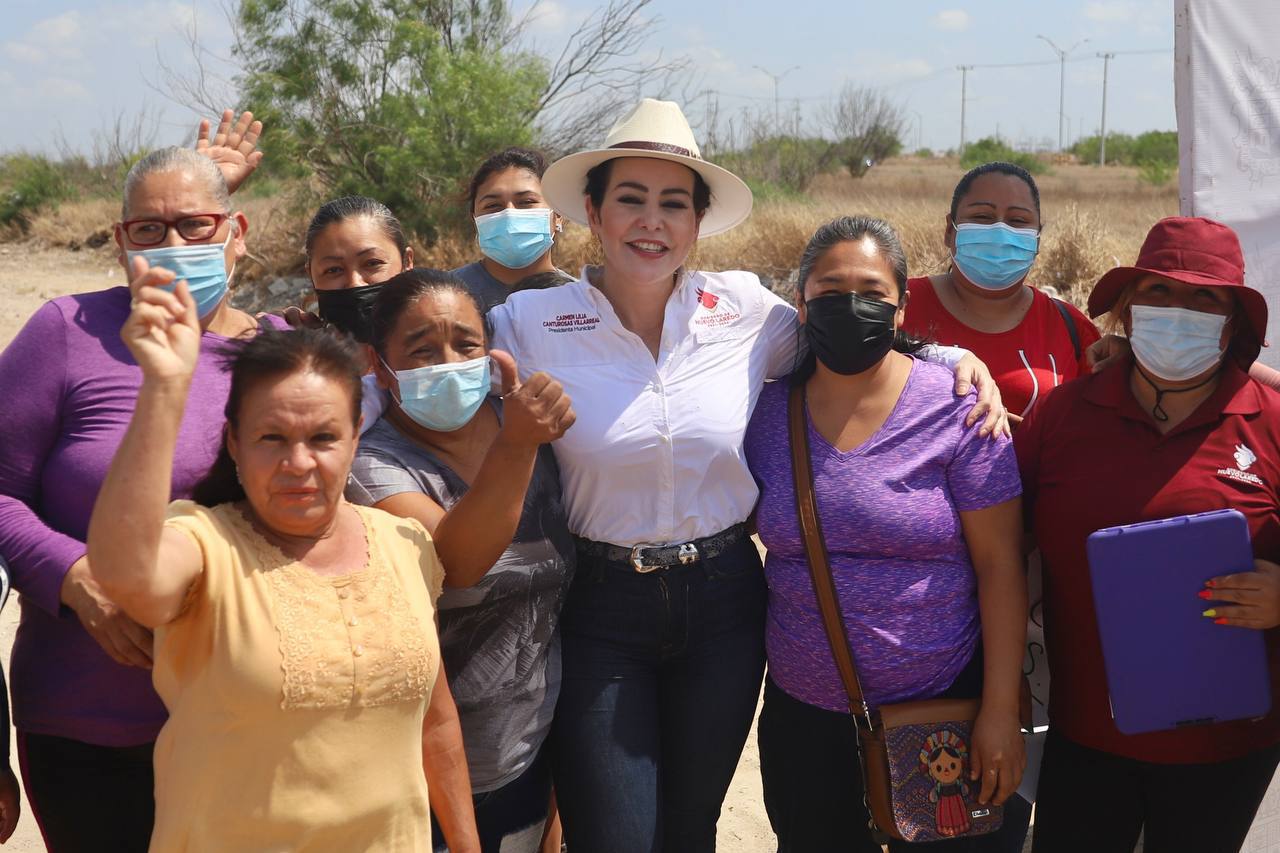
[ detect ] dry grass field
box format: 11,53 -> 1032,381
20,157 -> 1179,313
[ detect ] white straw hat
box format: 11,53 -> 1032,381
540,98 -> 753,238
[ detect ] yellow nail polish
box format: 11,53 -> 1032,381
1202,609 -> 1217,618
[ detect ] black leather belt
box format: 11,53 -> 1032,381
575,523 -> 750,573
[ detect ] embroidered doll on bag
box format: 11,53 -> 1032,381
922,730 -> 972,837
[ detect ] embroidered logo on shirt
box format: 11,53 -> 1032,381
542,312 -> 601,333
1218,444 -> 1264,487
692,288 -> 741,329
1235,443 -> 1257,471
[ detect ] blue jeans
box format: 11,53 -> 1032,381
550,535 -> 767,853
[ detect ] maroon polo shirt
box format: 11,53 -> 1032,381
1016,357 -> 1280,764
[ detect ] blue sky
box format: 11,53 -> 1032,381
0,0 -> 1176,156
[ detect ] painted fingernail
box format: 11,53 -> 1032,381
1205,579 -> 1216,588
1216,618 -> 1229,625
1198,589 -> 1213,600
1202,609 -> 1217,618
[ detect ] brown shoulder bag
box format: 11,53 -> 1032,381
787,383 -> 1006,842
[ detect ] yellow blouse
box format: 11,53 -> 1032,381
150,500 -> 445,852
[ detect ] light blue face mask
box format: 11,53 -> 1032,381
475,208 -> 555,270
385,355 -> 492,432
126,229 -> 235,319
952,221 -> 1040,290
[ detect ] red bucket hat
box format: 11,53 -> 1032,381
1088,217 -> 1267,362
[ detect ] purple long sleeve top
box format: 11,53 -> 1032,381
0,286 -> 284,746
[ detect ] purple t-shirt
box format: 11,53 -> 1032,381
0,287 -> 286,746
744,359 -> 1021,713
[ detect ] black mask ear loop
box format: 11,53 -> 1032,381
1132,360 -> 1221,422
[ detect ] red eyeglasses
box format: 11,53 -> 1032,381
119,213 -> 230,247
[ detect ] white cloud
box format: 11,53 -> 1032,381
931,10 -> 971,31
519,0 -> 586,39
2,11 -> 87,64
1084,2 -> 1133,22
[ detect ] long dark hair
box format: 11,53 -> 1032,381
191,329 -> 365,507
791,215 -> 930,384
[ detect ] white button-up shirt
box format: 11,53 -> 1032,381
489,269 -> 799,547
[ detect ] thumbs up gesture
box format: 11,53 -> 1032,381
490,349 -> 576,445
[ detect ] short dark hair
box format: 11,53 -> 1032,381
467,147 -> 549,213
191,329 -> 364,507
584,158 -> 713,219
370,268 -> 489,357
791,215 -> 930,385
304,196 -> 410,263
949,161 -> 1042,222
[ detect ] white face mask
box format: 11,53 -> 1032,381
1129,304 -> 1227,382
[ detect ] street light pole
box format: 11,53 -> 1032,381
1037,34 -> 1090,152
1097,51 -> 1116,165
752,65 -> 800,132
958,65 -> 973,156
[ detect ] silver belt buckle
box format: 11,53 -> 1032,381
630,545 -> 660,573
677,542 -> 699,564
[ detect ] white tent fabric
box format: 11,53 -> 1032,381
1176,0 -> 1280,370
1177,7 -> 1280,847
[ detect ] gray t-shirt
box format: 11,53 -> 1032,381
451,261 -> 574,313
346,408 -> 575,791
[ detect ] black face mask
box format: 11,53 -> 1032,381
315,283 -> 386,343
803,292 -> 898,375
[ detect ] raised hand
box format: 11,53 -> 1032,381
491,349 -> 576,446
122,256 -> 201,382
196,109 -> 264,194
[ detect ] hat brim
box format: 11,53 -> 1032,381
541,148 -> 754,239
1088,264 -> 1268,361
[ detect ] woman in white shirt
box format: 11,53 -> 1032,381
488,98 -> 1004,853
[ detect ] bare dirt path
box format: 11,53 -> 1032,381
0,245 -> 775,852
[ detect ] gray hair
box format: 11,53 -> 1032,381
795,215 -> 909,300
121,147 -> 231,219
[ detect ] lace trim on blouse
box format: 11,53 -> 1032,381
223,504 -> 434,711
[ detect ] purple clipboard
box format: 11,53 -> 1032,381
1086,509 -> 1272,735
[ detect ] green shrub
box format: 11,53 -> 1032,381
959,137 -> 1046,174
236,0 -> 549,243
1138,159 -> 1175,187
915,147 -> 934,159
719,135 -> 836,194
0,154 -> 73,228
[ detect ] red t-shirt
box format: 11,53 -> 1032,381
1015,359 -> 1280,763
904,276 -> 1101,418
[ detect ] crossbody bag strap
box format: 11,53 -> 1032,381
787,383 -> 873,727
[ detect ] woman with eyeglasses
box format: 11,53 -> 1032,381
0,133 -> 280,851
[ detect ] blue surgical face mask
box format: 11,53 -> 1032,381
384,355 -> 491,432
1129,305 -> 1227,382
475,208 -> 555,270
126,228 -> 235,319
952,221 -> 1039,290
